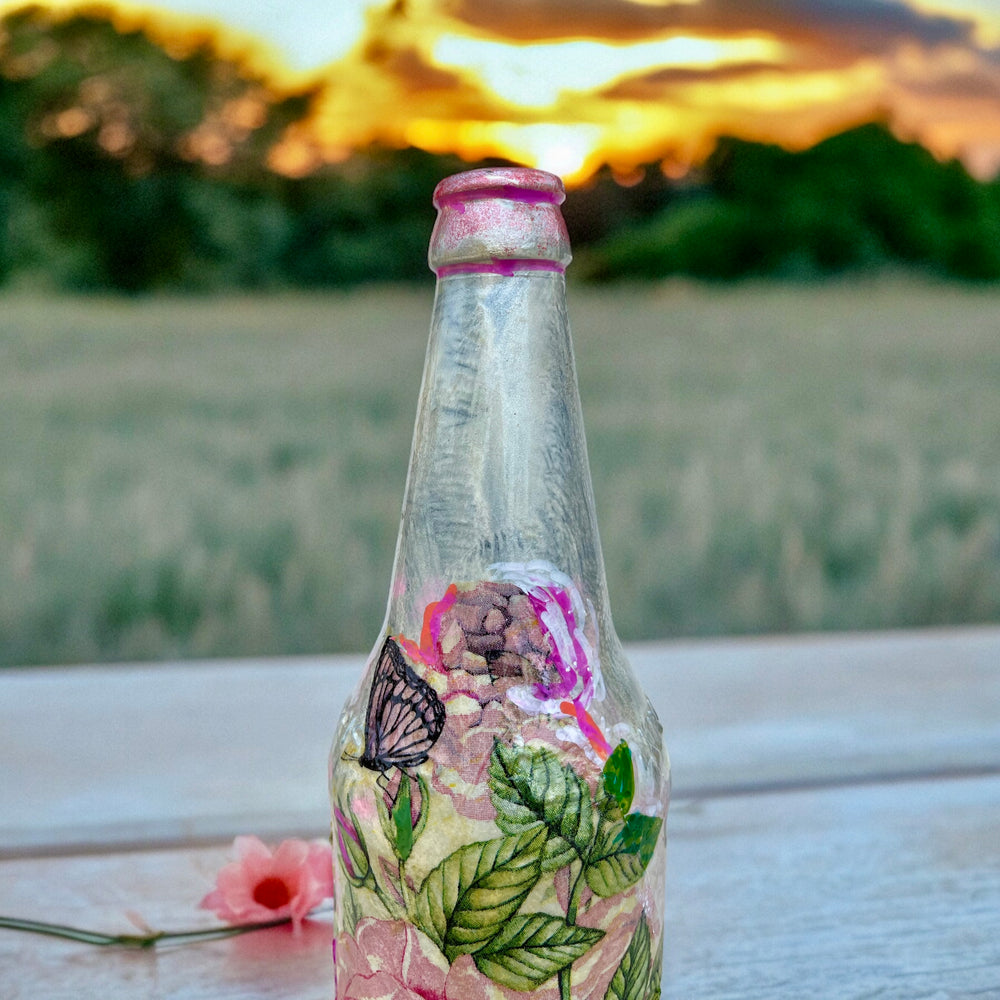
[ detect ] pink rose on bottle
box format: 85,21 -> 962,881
336,918 -> 499,1000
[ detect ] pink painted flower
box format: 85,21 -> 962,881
200,836 -> 333,928
491,561 -> 602,711
491,561 -> 611,760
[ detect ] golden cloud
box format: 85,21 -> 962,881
9,0 -> 1000,181
277,0 -> 1000,181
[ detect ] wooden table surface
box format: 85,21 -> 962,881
2,626 -> 999,998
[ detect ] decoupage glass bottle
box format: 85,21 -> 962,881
330,167 -> 669,1000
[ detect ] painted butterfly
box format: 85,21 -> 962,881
359,636 -> 446,772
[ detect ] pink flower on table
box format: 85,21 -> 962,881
337,918 -> 502,1000
200,835 -> 333,929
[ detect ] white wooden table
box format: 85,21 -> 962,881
2,627 -> 999,998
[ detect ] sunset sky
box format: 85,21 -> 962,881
6,0 -> 1000,182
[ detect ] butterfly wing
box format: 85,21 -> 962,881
361,640 -> 396,766
360,637 -> 445,772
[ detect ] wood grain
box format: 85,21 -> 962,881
665,775 -> 1000,998
1,628 -> 998,997
2,628 -> 998,854
0,844 -> 333,1000
2,777 -> 997,998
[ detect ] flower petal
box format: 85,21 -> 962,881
201,836 -> 332,927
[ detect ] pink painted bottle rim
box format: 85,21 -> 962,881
433,167 -> 566,209
429,167 -> 572,274
435,259 -> 565,277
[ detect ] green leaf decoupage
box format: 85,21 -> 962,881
375,771 -> 430,865
474,913 -> 605,991
604,912 -> 653,1000
412,825 -> 546,961
489,738 -> 595,871
585,809 -> 663,898
584,820 -> 649,898
333,574 -> 667,999
587,744 -> 664,898
391,772 -> 414,862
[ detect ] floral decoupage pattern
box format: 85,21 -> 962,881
332,561 -> 667,1000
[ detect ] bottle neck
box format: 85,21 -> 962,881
385,269 -> 611,640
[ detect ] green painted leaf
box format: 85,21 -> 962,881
602,741 -> 635,815
488,739 -> 595,871
413,826 -> 545,961
604,913 -> 652,1000
475,912 -> 605,991
585,813 -> 662,898
412,772 -> 431,844
392,772 -> 414,862
619,812 -> 663,867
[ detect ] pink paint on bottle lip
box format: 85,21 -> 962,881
435,259 -> 565,277
434,185 -> 561,211
429,167 -> 572,274
433,168 -> 565,209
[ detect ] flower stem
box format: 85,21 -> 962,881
398,859 -> 415,920
559,968 -> 572,1000
557,862 -> 590,1000
364,866 -> 406,920
0,913 -> 304,949
566,866 -> 587,925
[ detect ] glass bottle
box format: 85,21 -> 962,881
330,167 -> 669,1000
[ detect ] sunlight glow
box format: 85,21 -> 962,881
6,0 -> 1000,182
405,118 -> 603,182
430,34 -> 786,110
490,123 -> 605,179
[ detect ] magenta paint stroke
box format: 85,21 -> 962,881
489,559 -> 605,710
434,184 -> 561,211
435,258 -> 565,276
433,167 -> 565,208
428,166 -> 572,275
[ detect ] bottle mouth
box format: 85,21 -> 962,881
429,167 -> 572,275
433,168 -> 566,210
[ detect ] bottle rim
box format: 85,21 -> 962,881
433,167 -> 566,209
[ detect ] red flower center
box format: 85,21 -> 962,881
253,876 -> 292,910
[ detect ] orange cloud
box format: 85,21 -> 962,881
9,0 -> 1000,181
279,0 -> 1000,180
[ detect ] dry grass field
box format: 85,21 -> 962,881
2,278 -> 998,666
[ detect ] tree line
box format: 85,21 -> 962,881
3,6 -> 1000,292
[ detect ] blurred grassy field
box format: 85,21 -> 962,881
2,279 -> 998,667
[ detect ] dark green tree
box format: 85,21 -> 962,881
580,123 -> 1000,282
